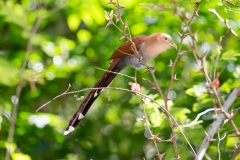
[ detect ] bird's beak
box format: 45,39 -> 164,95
170,42 -> 177,50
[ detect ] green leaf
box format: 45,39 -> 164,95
221,49 -> 240,61
77,29 -> 92,46
0,57 -> 19,86
11,152 -> 31,160
185,83 -> 207,97
220,79 -> 240,93
150,112 -> 164,126
67,13 -> 81,31
193,98 -> 213,112
170,107 -> 191,121
0,1 -> 30,31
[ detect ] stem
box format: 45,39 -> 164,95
5,15 -> 43,160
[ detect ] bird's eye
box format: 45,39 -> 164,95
164,37 -> 168,41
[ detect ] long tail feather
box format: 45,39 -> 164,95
64,58 -> 126,135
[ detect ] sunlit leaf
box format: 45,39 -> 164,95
77,29 -> 92,46
131,23 -> 148,35
0,57 -> 19,86
0,1 -> 30,31
57,37 -> 76,52
170,107 -> 191,121
150,112 -> 164,126
11,152 -> 31,160
193,98 -> 212,112
221,49 -> 240,61
235,153 -> 240,160
226,137 -> 239,148
90,4 -> 105,25
67,13 -> 81,31
185,83 -> 207,97
5,142 -> 17,153
220,79 -> 240,93
80,11 -> 93,27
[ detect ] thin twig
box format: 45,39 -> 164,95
105,0 -> 203,158
105,2 -> 164,158
5,14 -> 44,160
200,56 -> 223,108
182,108 -> 221,128
166,0 -> 203,98
217,131 -> 226,160
231,145 -> 240,160
140,99 -> 161,156
36,83 -> 198,158
209,9 -> 240,40
5,2 -> 65,159
160,1 -> 204,158
95,67 -> 134,80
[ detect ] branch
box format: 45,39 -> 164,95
223,0 -> 240,8
196,86 -> 240,160
182,108 -> 221,128
5,14 -> 44,160
4,1 -> 65,159
231,145 -> 240,160
37,83 -> 197,158
105,0 -> 203,158
217,132 -> 227,160
209,9 -> 240,40
140,99 -> 162,157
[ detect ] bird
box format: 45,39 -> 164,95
64,33 -> 177,135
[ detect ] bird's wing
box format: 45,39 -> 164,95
109,36 -> 148,60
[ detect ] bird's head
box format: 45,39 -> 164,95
141,33 -> 177,61
158,33 -> 177,50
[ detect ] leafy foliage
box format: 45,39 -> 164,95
1,0 -> 240,160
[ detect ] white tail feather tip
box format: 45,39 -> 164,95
78,113 -> 85,120
63,126 -> 75,135
94,91 -> 98,97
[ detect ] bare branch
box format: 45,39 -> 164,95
223,0 -> 240,7
5,10 -> 44,160
217,131 -> 227,160
196,86 -> 240,160
231,145 -> 240,160
209,9 -> 240,40
182,108 -> 221,128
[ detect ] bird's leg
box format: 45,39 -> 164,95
138,56 -> 143,62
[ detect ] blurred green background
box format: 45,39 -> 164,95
0,0 -> 240,159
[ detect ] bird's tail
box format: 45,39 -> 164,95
64,58 -> 125,135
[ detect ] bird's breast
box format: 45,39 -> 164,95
138,42 -> 155,62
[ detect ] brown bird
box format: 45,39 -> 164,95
64,33 -> 177,135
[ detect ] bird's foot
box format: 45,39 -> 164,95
146,66 -> 155,72
138,57 -> 143,62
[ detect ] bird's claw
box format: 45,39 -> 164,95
146,66 -> 155,72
